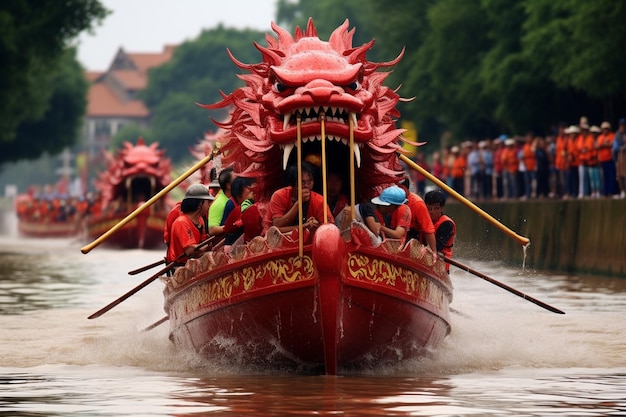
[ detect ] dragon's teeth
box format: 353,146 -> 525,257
350,112 -> 357,126
283,143 -> 294,169
352,143 -> 361,168
283,113 -> 291,131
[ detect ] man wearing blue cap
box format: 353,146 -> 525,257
371,185 -> 412,243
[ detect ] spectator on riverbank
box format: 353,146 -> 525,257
410,153 -> 430,197
535,136 -> 551,198
431,151 -> 444,183
566,125 -> 581,199
501,138 -> 519,200
467,141 -> 482,200
577,122 -> 593,198
480,140 -> 494,200
492,136 -> 505,199
521,132 -> 537,200
554,124 -> 568,198
588,126 -> 602,198
450,146 -> 466,196
598,121 -> 617,197
615,118 -> 626,199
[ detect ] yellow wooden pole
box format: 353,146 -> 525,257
349,115 -> 355,220
320,114 -> 328,224
399,153 -> 530,247
297,116 -> 304,258
81,147 -> 221,254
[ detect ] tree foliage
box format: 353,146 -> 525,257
276,0 -> 626,147
0,0 -> 108,165
138,25 -> 266,164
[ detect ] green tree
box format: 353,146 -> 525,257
404,0 -> 494,143
0,0 -> 108,165
1,48 -> 89,164
109,123 -> 153,152
522,0 -> 626,121
277,0 -> 378,46
141,26 -> 267,164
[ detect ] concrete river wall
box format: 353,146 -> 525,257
444,199 -> 625,277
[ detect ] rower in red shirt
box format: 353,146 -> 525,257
266,162 -> 334,239
398,181 -> 437,254
166,184 -> 214,266
370,185 -> 412,244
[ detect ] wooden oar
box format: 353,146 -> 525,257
398,153 -> 530,247
87,236 -> 215,319
128,259 -> 165,275
442,255 -> 565,314
142,316 -> 169,332
81,147 -> 221,254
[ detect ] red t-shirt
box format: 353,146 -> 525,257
375,204 -> 411,241
163,201 -> 181,244
166,215 -> 206,263
406,192 -> 435,236
597,132 -> 615,163
266,186 -> 334,228
522,142 -> 537,171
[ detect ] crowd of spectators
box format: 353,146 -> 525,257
406,116 -> 626,201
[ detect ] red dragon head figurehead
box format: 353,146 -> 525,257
201,19 -> 413,202
96,138 -> 172,207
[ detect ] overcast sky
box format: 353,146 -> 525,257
76,0 -> 277,71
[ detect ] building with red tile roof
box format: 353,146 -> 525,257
82,45 -> 176,158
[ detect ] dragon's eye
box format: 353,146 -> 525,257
274,82 -> 287,93
346,81 -> 360,91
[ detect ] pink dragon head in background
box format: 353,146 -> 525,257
96,138 -> 172,207
201,18 -> 411,201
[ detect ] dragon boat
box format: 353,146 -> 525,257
85,138 -> 173,249
17,217 -> 81,238
15,191 -> 84,238
161,19 -> 452,374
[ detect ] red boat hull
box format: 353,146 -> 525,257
163,224 -> 452,374
17,219 -> 81,238
85,209 -> 167,249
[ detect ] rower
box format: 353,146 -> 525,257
166,184 -> 214,274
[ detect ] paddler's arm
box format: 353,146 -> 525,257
379,224 -> 406,240
423,232 -> 437,254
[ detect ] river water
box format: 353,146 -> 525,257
1,213 -> 625,416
